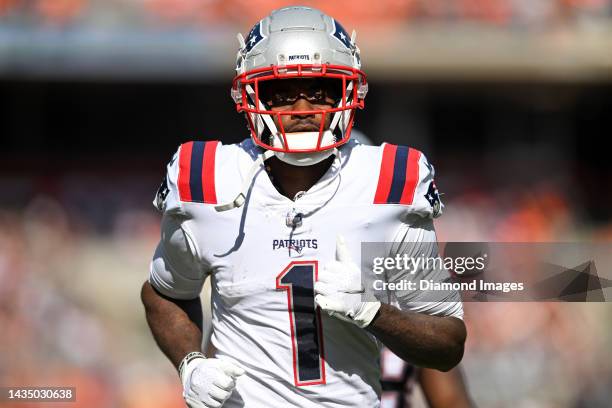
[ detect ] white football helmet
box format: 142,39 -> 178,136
232,6 -> 368,166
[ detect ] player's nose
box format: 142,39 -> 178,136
290,97 -> 315,118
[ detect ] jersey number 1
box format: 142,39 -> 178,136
276,261 -> 326,386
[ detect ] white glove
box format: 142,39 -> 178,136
314,235 -> 381,328
179,352 -> 245,408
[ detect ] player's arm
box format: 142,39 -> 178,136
368,217 -> 465,371
144,152 -> 244,408
315,218 -> 466,372
419,366 -> 475,408
142,211 -> 208,368
141,280 -> 203,369
143,214 -> 244,408
367,304 -> 465,372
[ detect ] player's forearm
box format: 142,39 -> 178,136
419,366 -> 474,408
367,303 -> 466,371
141,281 -> 203,370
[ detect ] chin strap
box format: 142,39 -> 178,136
214,149 -> 275,212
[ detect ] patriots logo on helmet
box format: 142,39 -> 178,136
332,19 -> 352,49
244,22 -> 264,53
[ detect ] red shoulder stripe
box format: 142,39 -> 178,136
177,141 -> 193,202
374,144 -> 398,204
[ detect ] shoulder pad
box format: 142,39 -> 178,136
154,141 -> 220,213
373,143 -> 443,218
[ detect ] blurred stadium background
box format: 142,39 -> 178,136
1,0 -> 612,407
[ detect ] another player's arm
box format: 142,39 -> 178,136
367,305 -> 465,372
419,366 -> 475,408
141,281 -> 203,370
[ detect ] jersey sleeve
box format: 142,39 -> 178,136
386,217 -> 463,320
411,151 -> 443,219
149,146 -> 209,300
153,150 -> 182,215
373,144 -> 443,219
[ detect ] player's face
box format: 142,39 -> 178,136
259,78 -> 341,132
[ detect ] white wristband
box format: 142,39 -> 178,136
178,351 -> 206,382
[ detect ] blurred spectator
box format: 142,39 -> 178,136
34,0 -> 86,26
1,0 -> 610,29
143,0 -> 226,27
0,0 -> 19,16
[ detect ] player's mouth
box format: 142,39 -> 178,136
285,122 -> 321,132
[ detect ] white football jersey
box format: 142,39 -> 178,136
150,138 -> 462,408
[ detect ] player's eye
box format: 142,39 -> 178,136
266,89 -> 335,107
259,79 -> 342,107
268,92 -> 296,106
304,90 -> 327,104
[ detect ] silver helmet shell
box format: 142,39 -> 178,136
232,6 -> 368,166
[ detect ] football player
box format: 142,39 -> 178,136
141,6 -> 466,408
